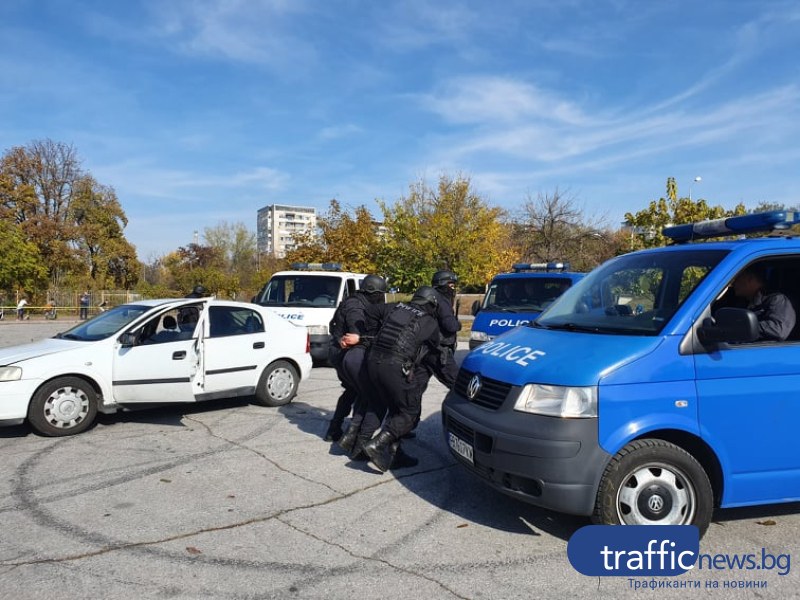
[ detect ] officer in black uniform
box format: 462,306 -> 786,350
325,274 -> 387,441
426,270 -> 462,389
186,285 -> 207,298
360,286 -> 441,472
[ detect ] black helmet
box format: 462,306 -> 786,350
193,285 -> 207,295
360,275 -> 387,294
410,285 -> 438,308
432,270 -> 458,287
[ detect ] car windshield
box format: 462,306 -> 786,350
482,277 -> 573,312
535,249 -> 729,336
256,275 -> 341,307
55,304 -> 153,341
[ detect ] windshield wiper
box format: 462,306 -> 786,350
541,322 -> 602,333
58,333 -> 83,340
485,304 -> 519,312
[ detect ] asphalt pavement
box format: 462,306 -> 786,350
0,320 -> 798,599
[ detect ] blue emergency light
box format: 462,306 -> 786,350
663,210 -> 800,243
512,261 -> 570,272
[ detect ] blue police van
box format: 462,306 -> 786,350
469,263 -> 584,349
444,211 -> 800,536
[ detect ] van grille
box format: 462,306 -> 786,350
454,369 -> 512,410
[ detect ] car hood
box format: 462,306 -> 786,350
0,338 -> 85,365
461,326 -> 662,387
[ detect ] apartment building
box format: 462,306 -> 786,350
257,204 -> 318,258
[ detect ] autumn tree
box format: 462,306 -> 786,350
0,139 -> 139,289
286,200 -> 381,274
624,177 -> 747,249
378,175 -> 513,291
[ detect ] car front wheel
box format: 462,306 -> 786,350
28,376 -> 98,437
593,439 -> 713,537
254,360 -> 299,407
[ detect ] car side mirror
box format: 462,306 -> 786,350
698,307 -> 759,344
119,332 -> 138,348
471,300 -> 480,316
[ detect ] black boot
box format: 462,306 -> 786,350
324,420 -> 344,442
349,429 -> 374,461
389,441 -> 419,469
362,430 -> 397,473
337,422 -> 359,452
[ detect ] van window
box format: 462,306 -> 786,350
483,277 -> 573,312
538,249 -> 728,335
257,275 -> 341,307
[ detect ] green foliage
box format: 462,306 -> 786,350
623,178 -> 747,249
0,220 -> 48,292
377,175 -> 513,291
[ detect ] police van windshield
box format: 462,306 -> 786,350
536,249 -> 729,335
483,277 -> 573,312
257,275 -> 341,307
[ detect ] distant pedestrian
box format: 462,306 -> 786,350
80,291 -> 91,320
186,285 -> 207,298
16,297 -> 28,321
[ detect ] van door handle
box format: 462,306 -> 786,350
173,351 -> 186,359
253,342 -> 265,349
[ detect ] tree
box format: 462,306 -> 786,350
378,175 -> 513,291
624,178 -> 747,249
204,221 -> 259,292
285,200 -> 381,274
71,175 -> 138,287
0,139 -> 139,289
0,220 -> 48,293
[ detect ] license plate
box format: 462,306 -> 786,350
448,432 -> 474,464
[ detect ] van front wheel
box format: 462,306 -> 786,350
593,439 -> 713,537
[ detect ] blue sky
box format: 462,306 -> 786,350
2,0 -> 799,260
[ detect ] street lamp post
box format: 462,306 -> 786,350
689,176 -> 702,201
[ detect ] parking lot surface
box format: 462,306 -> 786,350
1,321 -> 799,599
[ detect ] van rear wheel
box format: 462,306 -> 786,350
593,439 -> 713,537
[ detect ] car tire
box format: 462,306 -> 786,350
593,438 -> 713,537
28,376 -> 98,437
254,360 -> 299,407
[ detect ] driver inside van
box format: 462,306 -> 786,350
728,266 -> 796,341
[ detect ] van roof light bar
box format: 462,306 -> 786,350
663,210 -> 800,243
512,262 -> 570,272
290,262 -> 342,271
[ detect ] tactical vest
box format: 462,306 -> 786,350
371,302 -> 427,362
329,293 -> 369,341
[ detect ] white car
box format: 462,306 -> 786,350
0,298 -> 313,436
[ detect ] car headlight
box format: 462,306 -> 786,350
514,384 -> 597,418
0,366 -> 22,382
470,330 -> 490,342
307,325 -> 328,336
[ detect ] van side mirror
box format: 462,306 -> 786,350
698,307 -> 759,344
471,300 -> 480,316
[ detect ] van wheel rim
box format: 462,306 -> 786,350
616,463 -> 696,525
44,386 -> 90,429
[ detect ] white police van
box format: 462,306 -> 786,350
469,263 -> 584,349
253,263 -> 366,363
444,211 -> 800,536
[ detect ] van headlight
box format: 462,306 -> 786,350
0,366 -> 22,382
470,330 -> 490,342
307,325 -> 328,336
514,384 -> 597,418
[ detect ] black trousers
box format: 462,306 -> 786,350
330,346 -> 366,425
367,359 -> 426,439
